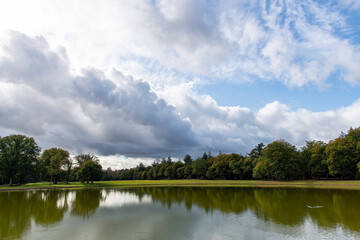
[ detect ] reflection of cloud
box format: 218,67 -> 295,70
100,191 -> 152,208
2,188 -> 359,239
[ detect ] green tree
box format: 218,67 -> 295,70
63,157 -> 73,184
207,154 -> 234,179
192,158 -> 207,179
326,128 -> 360,179
183,154 -> 193,165
301,141 -> 328,179
252,156 -> 270,179
40,148 -> 70,184
249,143 -> 265,159
77,161 -> 103,184
164,165 -> 176,179
147,167 -> 156,180
300,141 -> 314,179
176,166 -> 185,179
202,152 -> 209,160
184,165 -> 193,179
74,154 -> 99,167
228,153 -> 248,180
141,170 -> 148,180
253,140 -> 300,180
157,164 -> 166,179
166,156 -> 173,165
0,135 -> 40,185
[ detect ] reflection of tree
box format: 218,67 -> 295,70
31,190 -> 70,226
1,187 -> 360,239
330,190 -> 360,232
252,188 -> 308,226
121,187 -> 360,233
70,188 -> 104,218
0,188 -> 105,240
0,192 -> 32,240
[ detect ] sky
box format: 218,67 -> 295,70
0,0 -> 359,169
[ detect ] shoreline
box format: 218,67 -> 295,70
2,179 -> 360,191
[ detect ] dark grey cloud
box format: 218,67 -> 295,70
0,31 -> 198,156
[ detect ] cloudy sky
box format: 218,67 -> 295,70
0,0 -> 359,169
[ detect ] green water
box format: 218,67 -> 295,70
1,187 -> 360,240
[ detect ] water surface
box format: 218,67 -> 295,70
1,187 -> 360,239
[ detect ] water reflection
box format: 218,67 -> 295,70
121,187 -> 360,233
0,187 -> 360,239
70,189 -> 104,218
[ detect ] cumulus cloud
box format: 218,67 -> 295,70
217,0 -> 360,87
160,80 -> 360,155
0,32 -> 197,157
0,32 -> 359,169
1,0 -> 359,89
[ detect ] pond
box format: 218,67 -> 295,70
1,187 -> 360,239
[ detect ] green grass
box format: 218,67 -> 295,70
2,179 -> 360,191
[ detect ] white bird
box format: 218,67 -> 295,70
306,205 -> 324,208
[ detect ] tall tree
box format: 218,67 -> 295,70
0,135 -> 40,185
77,161 -> 103,184
228,153 -> 248,180
207,154 -> 233,179
184,165 -> 193,179
192,158 -> 208,179
183,154 -> 193,165
40,148 -> 70,184
74,154 -> 99,167
249,143 -> 265,159
326,128 -> 360,179
164,165 -> 176,179
202,152 -> 209,160
75,153 -> 103,183
253,140 -> 300,180
301,141 -> 328,179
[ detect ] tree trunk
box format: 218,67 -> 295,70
50,175 -> 53,184
9,177 -> 13,186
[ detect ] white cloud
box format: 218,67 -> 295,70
0,0 -> 227,79
339,0 -> 360,9
216,0 -> 360,87
0,0 -> 359,89
0,32 -> 359,169
0,32 -> 197,158
0,1 -> 360,168
99,155 -> 156,170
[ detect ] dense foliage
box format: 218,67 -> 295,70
0,135 -> 40,185
0,135 -> 103,185
106,127 -> 360,181
1,127 -> 360,185
76,156 -> 103,184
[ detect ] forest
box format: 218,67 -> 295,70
0,127 -> 360,185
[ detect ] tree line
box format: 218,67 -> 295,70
1,127 -> 360,185
0,135 -> 102,185
105,127 -> 360,181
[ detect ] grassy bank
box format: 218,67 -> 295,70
2,179 -> 360,191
